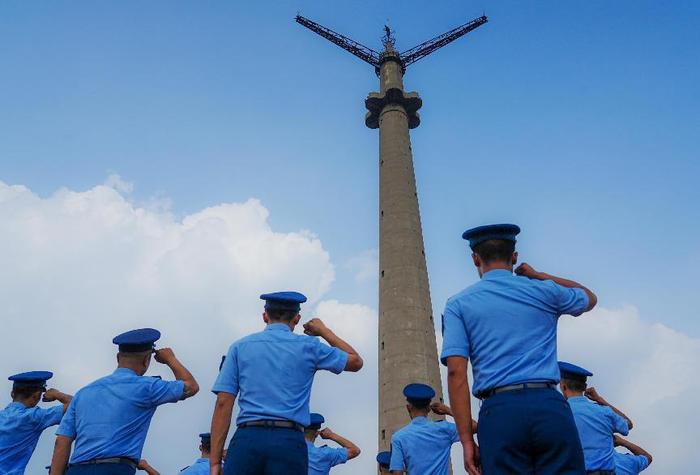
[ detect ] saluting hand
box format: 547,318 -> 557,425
154,347 -> 176,364
430,402 -> 450,416
42,388 -> 60,402
584,387 -> 603,403
303,318 -> 328,337
515,263 -> 540,279
319,428 -> 335,439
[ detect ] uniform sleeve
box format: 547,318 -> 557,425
445,421 -> 460,444
147,378 -> 185,406
55,399 -> 77,438
633,454 -> 650,472
440,299 -> 470,365
311,338 -> 348,374
606,407 -> 630,436
546,281 -> 589,316
323,446 -> 349,467
212,344 -> 240,395
32,405 -> 65,430
389,437 -> 406,471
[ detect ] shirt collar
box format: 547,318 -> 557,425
568,395 -> 588,403
411,416 -> 429,425
482,269 -> 514,280
195,458 -> 209,464
265,323 -> 292,333
6,402 -> 25,410
113,367 -> 139,376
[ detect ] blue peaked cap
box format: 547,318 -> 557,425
376,451 -> 391,468
558,361 -> 593,382
403,383 -> 435,405
462,223 -> 521,250
199,432 -> 211,441
9,371 -> 53,389
260,291 -> 307,312
113,328 -> 161,352
306,412 -> 325,429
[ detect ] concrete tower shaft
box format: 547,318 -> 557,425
366,52 -> 444,452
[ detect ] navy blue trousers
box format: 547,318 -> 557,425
477,388 -> 586,475
224,426 -> 308,475
65,463 -> 136,475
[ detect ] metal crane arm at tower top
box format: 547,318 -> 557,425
400,15 -> 488,67
295,15 -> 381,67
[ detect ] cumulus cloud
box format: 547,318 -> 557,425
1,177 -> 697,474
558,307 -> 700,474
0,178 -> 368,473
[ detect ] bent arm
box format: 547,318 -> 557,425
210,392 -> 236,473
326,431 -> 361,460
615,435 -> 652,465
535,272 -> 597,311
596,393 -> 633,430
166,356 -> 199,399
320,328 -> 363,372
50,435 -> 73,475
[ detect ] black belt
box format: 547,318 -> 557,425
478,382 -> 557,400
238,419 -> 304,432
75,457 -> 138,469
587,471 -> 615,475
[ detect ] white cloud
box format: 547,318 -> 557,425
344,249 -> 378,284
558,306 -> 700,474
0,179 -> 348,473
1,178 -> 697,474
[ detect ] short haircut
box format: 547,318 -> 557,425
408,399 -> 430,411
562,378 -> 587,392
12,386 -> 42,400
201,439 -> 211,452
266,308 -> 299,322
473,239 -> 515,264
304,428 -> 317,438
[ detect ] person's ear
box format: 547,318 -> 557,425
472,252 -> 481,268
292,314 -> 301,326
263,312 -> 270,324
199,443 -> 203,452
512,251 -> 518,266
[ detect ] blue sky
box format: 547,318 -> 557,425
2,0 -> 697,334
0,1 -> 698,471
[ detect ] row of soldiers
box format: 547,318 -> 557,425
0,223 -> 653,474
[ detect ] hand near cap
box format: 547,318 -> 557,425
42,388 -> 60,402
319,428 -> 335,439
303,318 -> 329,337
584,387 -> 603,403
514,263 -> 541,279
154,348 -> 176,364
430,402 -> 452,416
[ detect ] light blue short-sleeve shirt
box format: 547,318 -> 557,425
56,368 -> 184,463
212,323 -> 348,427
180,457 -> 210,474
307,441 -> 349,475
389,417 -> 459,475
0,402 -> 64,474
614,451 -> 650,475
440,269 -> 589,395
568,396 -> 630,470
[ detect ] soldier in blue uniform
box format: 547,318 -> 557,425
304,412 -> 360,474
209,291 -> 363,475
376,451 -> 391,473
441,224 -> 598,475
389,383 -> 460,475
559,362 -> 633,474
0,371 -> 72,474
613,435 -> 652,475
50,328 -> 199,474
180,433 -> 213,474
